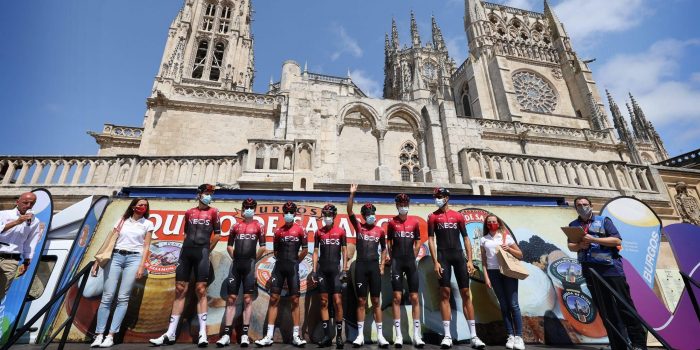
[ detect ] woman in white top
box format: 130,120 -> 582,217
480,214 -> 525,350
90,198 -> 154,348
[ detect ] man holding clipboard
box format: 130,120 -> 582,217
565,196 -> 647,350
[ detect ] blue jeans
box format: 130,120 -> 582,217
487,269 -> 523,336
95,252 -> 142,334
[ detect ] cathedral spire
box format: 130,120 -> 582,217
587,92 -> 609,130
431,16 -> 447,52
544,0 -> 567,39
410,11 -> 421,48
607,91 -> 642,164
391,18 -> 400,51
629,92 -> 669,160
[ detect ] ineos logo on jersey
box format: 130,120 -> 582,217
395,231 -> 414,238
359,233 -> 380,242
281,236 -> 300,242
189,218 -> 211,225
322,238 -> 341,245
237,233 -> 258,240
437,222 -> 458,229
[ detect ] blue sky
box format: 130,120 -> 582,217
1,0 -> 699,157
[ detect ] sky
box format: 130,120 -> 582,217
1,0 -> 699,157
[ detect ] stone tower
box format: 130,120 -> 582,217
383,12 -> 456,102
458,0 -> 610,130
154,0 -> 255,92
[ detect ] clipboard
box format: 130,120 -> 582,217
561,227 -> 586,243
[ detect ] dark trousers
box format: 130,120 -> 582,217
583,270 -> 647,350
487,269 -> 523,337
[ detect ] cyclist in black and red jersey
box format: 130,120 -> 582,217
311,204 -> 348,349
427,187 -> 485,349
386,193 -> 424,348
255,201 -> 308,348
217,198 -> 266,348
347,184 -> 389,348
151,184 -> 221,348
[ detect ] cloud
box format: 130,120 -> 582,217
503,0 -> 538,11
349,69 -> 382,98
330,25 -> 363,61
446,35 -> 467,65
553,0 -> 649,44
598,39 -> 700,154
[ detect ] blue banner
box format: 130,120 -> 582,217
0,189 -> 53,344
38,196 -> 108,343
600,196 -> 662,289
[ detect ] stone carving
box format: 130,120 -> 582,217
674,182 -> 700,225
512,71 -> 558,114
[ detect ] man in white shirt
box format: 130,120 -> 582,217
0,192 -> 40,301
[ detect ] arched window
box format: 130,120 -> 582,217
462,94 -> 472,117
219,4 -> 232,33
202,3 -> 216,32
192,40 -> 209,79
209,42 -> 225,81
399,141 -> 422,182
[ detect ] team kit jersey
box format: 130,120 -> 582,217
427,209 -> 471,289
314,226 -> 347,294
387,216 -> 421,293
349,214 -> 386,298
176,206 -> 221,282
226,220 -> 265,295
270,223 -> 308,295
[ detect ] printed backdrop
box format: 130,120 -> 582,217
51,198 -> 619,345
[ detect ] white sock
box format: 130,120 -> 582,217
413,320 -> 421,337
266,324 -> 274,339
357,321 -> 364,336
166,315 -> 180,338
394,319 -> 402,337
198,313 -> 207,335
468,320 -> 477,338
293,326 -> 300,337
376,322 -> 383,336
442,321 -> 450,338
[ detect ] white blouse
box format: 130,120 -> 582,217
480,231 -> 515,270
113,217 -> 154,253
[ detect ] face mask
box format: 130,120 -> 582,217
398,207 -> 409,215
576,205 -> 592,219
323,217 -> 334,227
200,194 -> 212,205
284,213 -> 295,223
365,215 -> 376,225
435,198 -> 446,208
243,208 -> 255,219
487,222 -> 499,232
133,206 -> 147,215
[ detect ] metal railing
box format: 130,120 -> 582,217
2,262 -> 94,350
587,268 -> 672,350
680,271 -> 700,324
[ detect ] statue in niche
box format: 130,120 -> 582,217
298,146 -> 311,170
674,182 -> 700,225
283,151 -> 292,170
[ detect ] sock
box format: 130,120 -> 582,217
394,319 -> 402,337
468,320 -> 477,338
166,315 -> 180,338
357,321 -> 364,337
266,324 -> 274,339
242,324 -> 249,336
293,326 -> 300,337
442,321 -> 450,338
322,320 -> 330,337
198,313 -> 208,335
376,322 -> 383,337
222,325 -> 232,336
413,320 -> 421,337
336,321 -> 343,338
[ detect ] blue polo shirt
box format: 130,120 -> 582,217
568,216 -> 625,277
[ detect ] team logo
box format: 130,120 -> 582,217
562,289 -> 597,324
255,253 -> 316,295
145,241 -> 182,276
549,257 -> 584,285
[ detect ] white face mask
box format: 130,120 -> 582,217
435,198 -> 446,208
365,215 -> 376,225
398,207 -> 409,215
243,208 -> 255,219
284,213 -> 295,223
323,216 -> 334,227
576,205 -> 593,219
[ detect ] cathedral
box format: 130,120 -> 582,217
0,0 -> 679,214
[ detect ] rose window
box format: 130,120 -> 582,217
512,71 -> 557,114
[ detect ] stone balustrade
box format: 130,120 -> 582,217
0,156 -> 241,196
172,85 -> 286,106
476,118 -> 614,144
101,124 -> 144,139
459,150 -> 663,198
